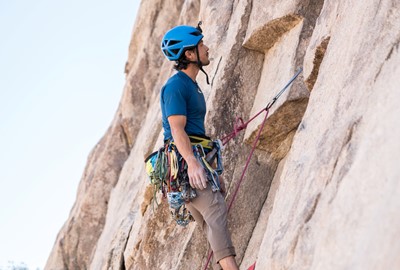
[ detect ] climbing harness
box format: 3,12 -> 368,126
193,139 -> 224,192
145,135 -> 224,226
170,135 -> 214,151
202,67 -> 303,270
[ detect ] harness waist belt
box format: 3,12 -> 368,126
188,135 -> 213,150
169,135 -> 213,150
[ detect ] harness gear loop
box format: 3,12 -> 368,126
169,147 -> 179,179
145,135 -> 224,227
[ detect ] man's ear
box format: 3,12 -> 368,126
184,49 -> 195,60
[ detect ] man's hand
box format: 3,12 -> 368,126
168,115 -> 208,190
186,156 -> 208,190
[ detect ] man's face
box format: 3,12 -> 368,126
197,40 -> 210,66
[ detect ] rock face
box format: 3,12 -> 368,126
45,0 -> 400,269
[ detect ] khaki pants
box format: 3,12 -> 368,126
185,184 -> 236,269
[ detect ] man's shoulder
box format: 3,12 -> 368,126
163,72 -> 191,95
165,72 -> 188,88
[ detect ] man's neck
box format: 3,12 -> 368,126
181,65 -> 199,82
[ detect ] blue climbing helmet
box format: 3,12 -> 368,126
161,24 -> 203,61
161,22 -> 210,84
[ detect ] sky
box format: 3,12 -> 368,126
0,0 -> 140,269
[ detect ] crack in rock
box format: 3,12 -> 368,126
246,98 -> 309,159
305,36 -> 331,91
243,14 -> 303,53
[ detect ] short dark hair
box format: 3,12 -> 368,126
173,47 -> 195,70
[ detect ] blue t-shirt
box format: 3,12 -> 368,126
160,71 -> 206,141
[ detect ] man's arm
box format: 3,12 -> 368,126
168,115 -> 208,190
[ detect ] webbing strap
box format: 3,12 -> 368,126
189,135 -> 213,149
169,135 -> 213,150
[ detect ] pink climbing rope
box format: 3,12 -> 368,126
203,109 -> 269,270
221,107 -> 267,146
202,68 -> 303,269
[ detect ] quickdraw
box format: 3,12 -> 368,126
145,147 -> 167,203
145,136 -> 224,227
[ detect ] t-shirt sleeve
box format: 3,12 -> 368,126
162,84 -> 187,117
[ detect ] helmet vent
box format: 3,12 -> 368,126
168,40 -> 181,46
171,49 -> 180,55
190,31 -> 202,36
161,25 -> 204,61
163,50 -> 172,57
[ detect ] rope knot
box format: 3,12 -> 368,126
233,117 -> 246,136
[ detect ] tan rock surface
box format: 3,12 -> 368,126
46,0 -> 400,269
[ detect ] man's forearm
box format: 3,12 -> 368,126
171,128 -> 197,166
169,117 -> 208,190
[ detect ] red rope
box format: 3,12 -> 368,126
201,68 -> 302,269
248,262 -> 256,270
221,107 -> 267,146
203,109 -> 269,270
227,109 -> 269,211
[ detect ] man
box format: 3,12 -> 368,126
160,24 -> 239,270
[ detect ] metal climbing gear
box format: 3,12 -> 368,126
145,136 -> 224,227
145,147 -> 167,190
167,192 -> 184,209
192,139 -> 224,192
145,143 -> 194,226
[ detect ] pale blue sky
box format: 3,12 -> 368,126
0,0 -> 140,269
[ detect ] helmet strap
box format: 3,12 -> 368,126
180,46 -> 210,85
194,46 -> 210,85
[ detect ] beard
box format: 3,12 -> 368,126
202,60 -> 210,66
201,56 -> 210,66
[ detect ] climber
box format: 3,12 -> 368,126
160,23 -> 239,270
